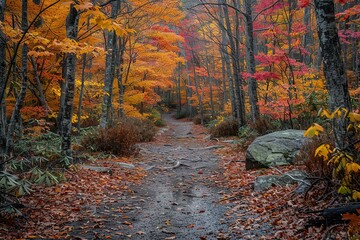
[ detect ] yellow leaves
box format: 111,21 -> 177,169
314,144 -> 332,161
304,123 -> 324,138
318,107 -> 360,123
348,112 -> 360,122
346,162 -> 360,174
352,191 -> 360,200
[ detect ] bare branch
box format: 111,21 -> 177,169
253,0 -> 281,21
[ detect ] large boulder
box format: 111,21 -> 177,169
246,130 -> 307,170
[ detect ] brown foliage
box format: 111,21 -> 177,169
192,114 -> 212,125
81,118 -> 156,155
294,134 -> 333,178
209,119 -> 238,138
250,116 -> 280,135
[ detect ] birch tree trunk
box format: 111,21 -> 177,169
60,3 -> 79,157
314,0 -> 351,149
0,0 -> 6,169
6,0 -> 28,154
100,1 -> 119,128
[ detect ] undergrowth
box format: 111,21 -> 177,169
209,117 -> 238,138
81,117 -> 156,155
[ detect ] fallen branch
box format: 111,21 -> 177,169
306,203 -> 360,227
163,161 -> 190,170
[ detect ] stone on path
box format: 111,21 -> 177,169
254,170 -> 308,192
246,130 -> 308,170
81,165 -> 112,174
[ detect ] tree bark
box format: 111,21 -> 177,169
179,42 -> 193,117
314,0 -> 351,149
60,2 -> 79,157
76,53 -> 87,132
100,1 -> 119,128
244,0 -> 260,123
0,0 -> 6,169
6,0 -> 28,154
30,56 -> 51,112
217,1 -> 236,119
222,0 -> 243,125
116,36 -> 125,118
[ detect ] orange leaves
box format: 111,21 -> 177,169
0,163 -> 145,239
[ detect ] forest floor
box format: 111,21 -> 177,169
0,113 -> 348,239
71,113 -> 239,239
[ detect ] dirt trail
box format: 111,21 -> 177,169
71,114 -> 235,239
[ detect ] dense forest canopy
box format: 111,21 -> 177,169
0,0 -> 359,238
0,0 -> 358,159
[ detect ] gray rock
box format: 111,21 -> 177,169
246,130 -> 308,170
254,170 -> 308,191
81,165 -> 112,174
110,162 -> 135,169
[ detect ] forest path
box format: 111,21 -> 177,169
71,113 -> 235,239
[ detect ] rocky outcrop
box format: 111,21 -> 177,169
246,130 -> 307,170
254,170 -> 308,192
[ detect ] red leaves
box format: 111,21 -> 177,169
299,0 -> 310,8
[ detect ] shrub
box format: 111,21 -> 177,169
304,108 -> 360,205
148,109 -> 166,127
81,124 -> 139,156
250,116 -> 281,135
209,118 -> 238,138
81,117 -> 157,155
123,117 -> 157,142
294,134 -> 333,178
238,125 -> 259,151
192,114 -> 212,125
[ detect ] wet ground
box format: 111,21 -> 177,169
70,114 -> 235,239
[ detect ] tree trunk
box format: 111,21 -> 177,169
314,0 -> 351,149
6,0 -> 28,154
100,1 -> 119,128
116,36 -> 125,118
0,0 -> 6,170
60,3 -> 79,157
233,0 -> 246,126
244,0 -> 260,123
179,42 -> 193,117
177,57 -> 182,115
218,1 -> 236,119
222,0 -> 243,125
191,53 -> 204,125
302,7 -> 312,66
30,56 -> 51,112
76,53 -> 87,132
